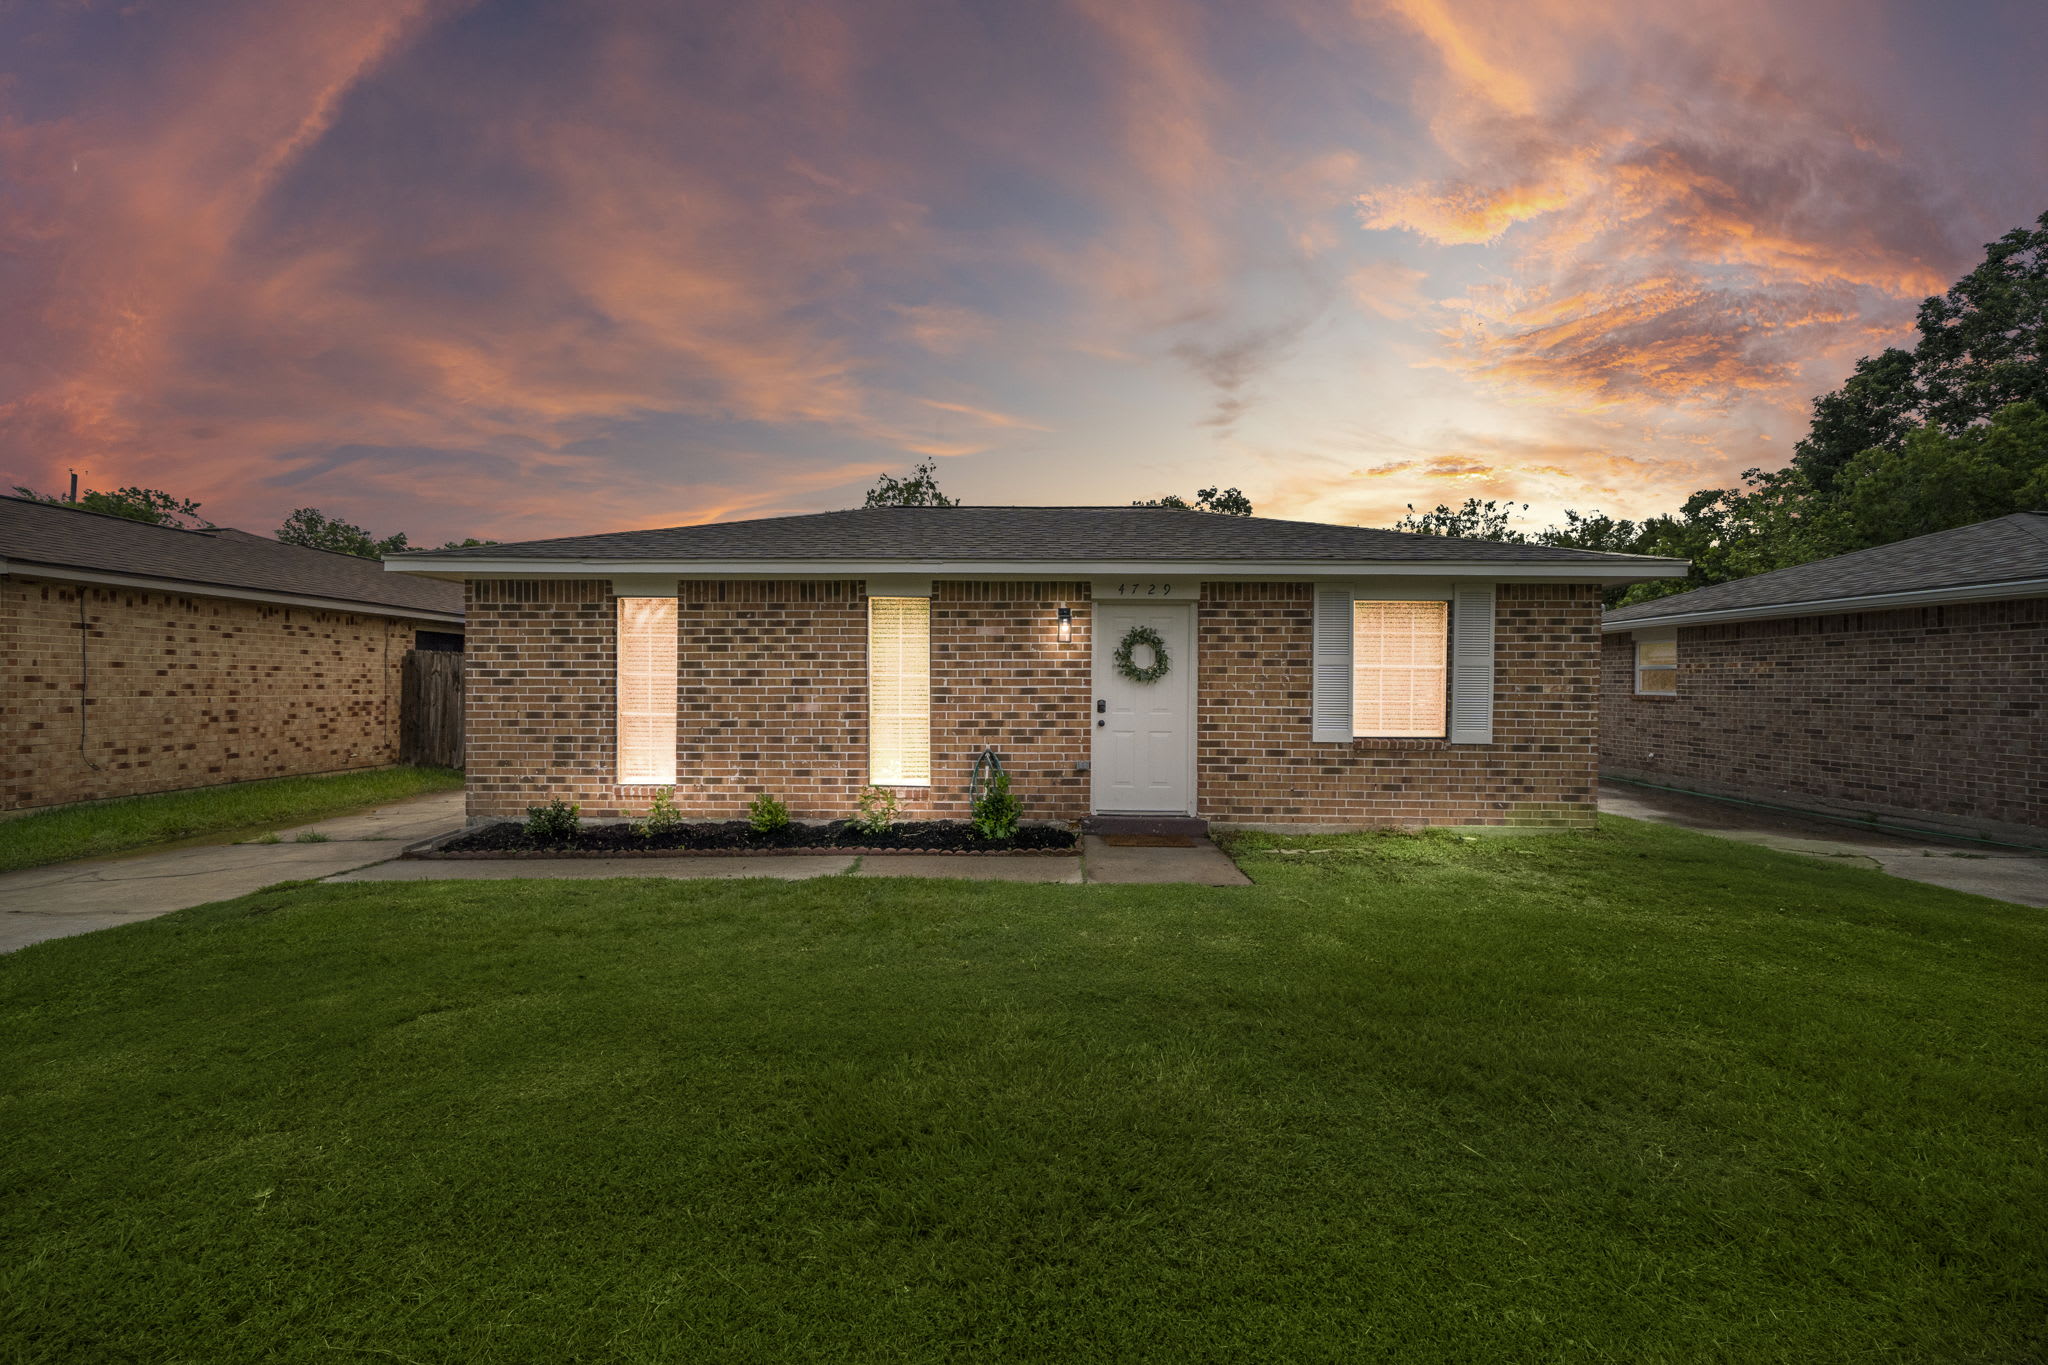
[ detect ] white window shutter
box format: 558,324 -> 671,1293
1312,584 -> 1354,743
1448,584 -> 1496,744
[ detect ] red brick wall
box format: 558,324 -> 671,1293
462,577 -> 1605,829
464,579 -> 617,820
933,582 -> 1091,821
1197,582 -> 1603,828
2,575 -> 436,812
1602,598 -> 2048,840
464,579 -> 1094,823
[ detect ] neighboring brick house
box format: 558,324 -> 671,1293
385,507 -> 1682,830
1,496 -> 464,812
1602,513 -> 2048,846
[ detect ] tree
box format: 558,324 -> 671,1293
1822,401 -> 2048,553
1531,509 -> 1648,555
1392,498 -> 1528,541
12,483 -> 210,529
1915,213 -> 2048,432
439,537 -> 500,550
1793,211 -> 2048,489
1134,486 -> 1254,515
864,461 -> 958,507
276,507 -> 411,558
1792,347 -> 1918,491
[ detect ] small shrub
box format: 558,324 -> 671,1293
852,786 -> 900,838
970,771 -> 1021,841
524,798 -> 582,843
292,831 -> 330,844
747,792 -> 790,834
637,787 -> 684,838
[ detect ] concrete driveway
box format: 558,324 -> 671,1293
0,790 -> 465,953
1600,781 -> 2048,908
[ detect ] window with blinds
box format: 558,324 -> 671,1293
868,596 -> 931,786
616,597 -> 677,785
1635,634 -> 1677,695
1352,599 -> 1448,737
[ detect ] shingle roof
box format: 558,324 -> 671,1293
0,495 -> 463,619
1606,512 -> 2048,626
393,505 -> 1682,569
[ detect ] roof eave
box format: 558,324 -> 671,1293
1602,575 -> 2048,632
384,554 -> 1691,585
3,557 -> 464,624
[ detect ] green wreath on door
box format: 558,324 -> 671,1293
1113,624 -> 1171,684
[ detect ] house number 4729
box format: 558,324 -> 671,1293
1113,582 -> 1179,597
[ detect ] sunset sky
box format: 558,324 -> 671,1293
3,0 -> 2044,545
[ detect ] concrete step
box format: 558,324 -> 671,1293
1082,814 -> 1210,839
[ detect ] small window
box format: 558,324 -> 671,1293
1352,600 -> 1448,737
617,597 -> 677,785
1634,632 -> 1677,695
868,596 -> 931,786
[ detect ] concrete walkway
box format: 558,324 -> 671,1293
0,790 -> 467,952
1600,781 -> 2048,908
4,794 -> 1252,952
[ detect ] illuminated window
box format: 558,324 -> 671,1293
616,597 -> 677,784
1635,633 -> 1677,695
868,596 -> 931,786
1352,600 -> 1448,737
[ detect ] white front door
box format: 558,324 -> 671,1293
1092,601 -> 1195,814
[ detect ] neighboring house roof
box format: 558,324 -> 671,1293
1605,512 -> 2048,631
0,495 -> 464,622
388,506 -> 1686,583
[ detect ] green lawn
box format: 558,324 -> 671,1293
0,765 -> 464,872
2,818 -> 2042,1363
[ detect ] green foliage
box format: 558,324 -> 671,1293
12,484 -> 210,528
522,798 -> 582,843
970,770 -> 1021,841
1793,346 -> 1920,490
1394,498 -> 1529,541
1822,402 -> 2048,553
636,787 -> 684,838
439,537 -> 500,550
1134,486 -> 1254,515
747,792 -> 791,833
0,766 -> 463,873
852,785 -> 900,838
864,460 -> 958,507
276,507 -> 411,558
1916,213 -> 2048,431
3,818 -> 2043,1362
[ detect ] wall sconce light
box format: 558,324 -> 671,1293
1057,604 -> 1072,643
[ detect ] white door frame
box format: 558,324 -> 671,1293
1090,599 -> 1198,815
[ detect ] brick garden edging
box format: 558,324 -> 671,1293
407,846 -> 1077,860
400,826 -> 1079,860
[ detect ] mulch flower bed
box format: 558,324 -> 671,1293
419,820 -> 1079,859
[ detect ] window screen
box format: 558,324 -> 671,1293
1352,600 -> 1448,737
868,596 -> 931,786
1635,636 -> 1677,695
616,597 -> 677,785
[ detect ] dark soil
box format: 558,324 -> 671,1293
435,819 -> 1078,856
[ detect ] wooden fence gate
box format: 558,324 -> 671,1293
400,649 -> 464,768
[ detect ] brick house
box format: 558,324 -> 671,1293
386,506 -> 1682,830
2,495 -> 464,812
1602,512 -> 2048,846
